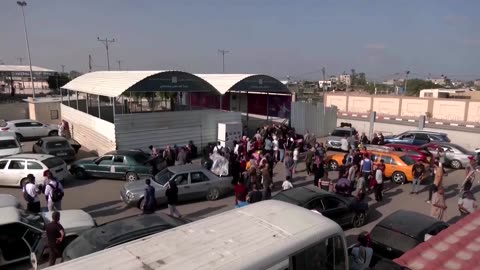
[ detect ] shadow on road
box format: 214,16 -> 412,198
63,178 -> 97,189
82,200 -> 132,218
185,205 -> 228,219
446,215 -> 464,224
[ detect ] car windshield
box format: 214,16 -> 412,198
400,155 -> 415,165
0,139 -> 19,149
43,157 -> 65,168
331,129 -> 350,137
451,144 -> 469,153
20,210 -> 45,231
46,141 -> 70,149
154,168 -> 174,185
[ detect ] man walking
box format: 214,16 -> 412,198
411,160 -> 425,194
427,161 -> 446,204
44,171 -> 64,211
166,180 -> 181,217
261,163 -> 273,200
305,147 -> 315,176
360,154 -> 373,182
46,211 -> 65,266
374,160 -> 384,202
143,178 -> 157,214
23,174 -> 41,213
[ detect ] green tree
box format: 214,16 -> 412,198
357,72 -> 367,86
47,73 -> 71,94
405,79 -> 441,96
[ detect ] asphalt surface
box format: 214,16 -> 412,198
2,141 -> 477,269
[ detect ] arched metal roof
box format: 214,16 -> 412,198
62,71 -> 290,97
62,71 -> 221,97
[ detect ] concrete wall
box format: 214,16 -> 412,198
466,102 -> 480,123
337,118 -> 479,150
400,98 -> 430,117
348,96 -> 371,113
0,102 -> 29,120
372,97 -> 400,116
432,100 -> 466,122
29,101 -> 62,125
326,93 -> 479,124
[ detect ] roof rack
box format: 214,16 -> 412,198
364,144 -> 393,153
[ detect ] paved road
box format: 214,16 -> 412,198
2,141 -> 476,269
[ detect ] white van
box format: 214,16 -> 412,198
47,200 -> 349,270
0,135 -> 22,158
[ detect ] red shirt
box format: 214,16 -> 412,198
234,183 -> 247,204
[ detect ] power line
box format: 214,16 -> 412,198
97,37 -> 115,71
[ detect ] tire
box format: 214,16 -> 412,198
48,130 -> 58,136
392,171 -> 406,184
125,172 -> 138,183
137,197 -> 145,210
329,160 -> 339,171
16,133 -> 24,142
206,188 -> 221,201
74,168 -> 88,179
450,159 -> 462,169
20,177 -> 29,188
353,212 -> 367,228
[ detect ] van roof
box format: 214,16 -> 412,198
0,207 -> 20,226
49,200 -> 343,270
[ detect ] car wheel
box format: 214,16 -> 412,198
353,212 -> 367,227
450,159 -> 462,169
206,188 -> 221,201
125,172 -> 138,183
20,177 -> 29,188
48,130 -> 58,136
137,197 -> 145,210
329,160 -> 339,171
74,168 -> 88,179
392,171 -> 406,184
16,133 -> 24,142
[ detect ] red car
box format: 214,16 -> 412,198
385,143 -> 433,163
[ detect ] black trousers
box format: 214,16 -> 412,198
375,183 -> 383,201
428,184 -> 438,201
306,162 -> 312,175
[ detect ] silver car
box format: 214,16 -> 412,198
120,164 -> 233,208
422,142 -> 475,169
326,127 -> 357,150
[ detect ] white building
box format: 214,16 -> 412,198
419,88 -> 468,98
428,78 -> 447,86
338,74 -> 351,86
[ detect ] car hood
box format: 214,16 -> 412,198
0,147 -> 22,158
327,135 -> 343,141
73,157 -> 97,165
0,194 -> 20,208
41,210 -> 95,231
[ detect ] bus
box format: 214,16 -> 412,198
47,200 -> 349,270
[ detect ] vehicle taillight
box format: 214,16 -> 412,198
1,127 -> 9,131
43,170 -> 49,177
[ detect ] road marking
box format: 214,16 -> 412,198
435,122 -> 443,125
342,113 -> 348,116
450,123 -> 459,126
383,117 -> 390,120
352,114 -> 358,117
408,119 -> 415,122
395,118 -> 403,121
466,125 -> 475,128
361,115 -> 368,118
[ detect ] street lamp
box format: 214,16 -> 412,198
17,1 -> 36,99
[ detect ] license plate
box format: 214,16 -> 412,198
57,153 -> 67,156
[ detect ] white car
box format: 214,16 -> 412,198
0,119 -> 58,141
0,206 -> 96,268
0,154 -> 68,187
0,135 -> 23,158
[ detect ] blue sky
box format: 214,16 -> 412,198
0,0 -> 479,81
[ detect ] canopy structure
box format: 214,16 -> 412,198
62,71 -> 290,97
61,71 -> 221,97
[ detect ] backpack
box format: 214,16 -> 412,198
49,183 -> 64,202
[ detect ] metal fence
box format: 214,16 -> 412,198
291,101 -> 338,137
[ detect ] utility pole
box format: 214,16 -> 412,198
97,37 -> 115,71
321,67 -> 326,113
117,60 -> 122,70
404,70 -> 410,95
61,65 -> 65,73
218,49 -> 229,73
16,57 -> 24,64
88,54 -> 92,72
17,1 -> 35,99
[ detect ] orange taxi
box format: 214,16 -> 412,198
325,148 -> 416,184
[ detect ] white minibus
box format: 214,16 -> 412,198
47,200 -> 349,270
